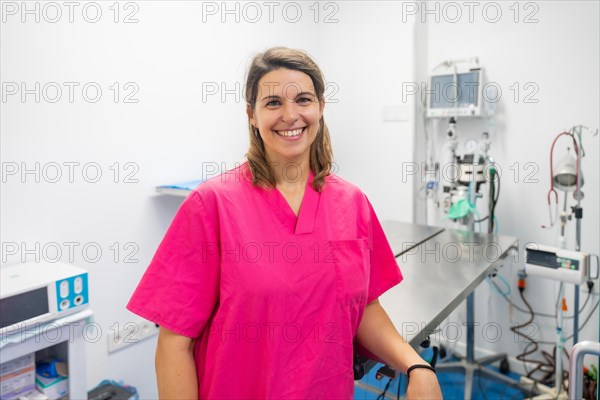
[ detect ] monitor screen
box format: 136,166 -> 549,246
429,74 -> 454,109
0,287 -> 49,329
457,71 -> 479,107
429,71 -> 480,109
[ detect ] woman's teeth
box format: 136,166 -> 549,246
276,128 -> 304,137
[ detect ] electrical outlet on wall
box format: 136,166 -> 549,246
582,277 -> 600,295
586,255 -> 600,295
107,317 -> 160,353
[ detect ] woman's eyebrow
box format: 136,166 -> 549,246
260,95 -> 280,102
260,92 -> 316,102
260,92 -> 316,101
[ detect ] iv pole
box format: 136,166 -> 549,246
525,125 -> 596,398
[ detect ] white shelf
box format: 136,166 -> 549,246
1,309 -> 93,399
155,179 -> 203,197
155,187 -> 192,197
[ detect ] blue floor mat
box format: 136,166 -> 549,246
436,368 -> 526,400
355,358 -> 527,400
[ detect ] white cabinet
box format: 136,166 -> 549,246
1,309 -> 93,399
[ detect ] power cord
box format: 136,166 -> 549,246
489,274 -> 595,319
375,378 -> 393,400
509,273 -> 545,379
507,273 -> 596,388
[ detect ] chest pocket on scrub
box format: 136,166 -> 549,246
328,239 -> 370,306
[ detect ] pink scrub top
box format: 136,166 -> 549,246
127,162 -> 402,399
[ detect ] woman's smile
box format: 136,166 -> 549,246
274,126 -> 307,139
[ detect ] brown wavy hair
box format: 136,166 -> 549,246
244,47 -> 333,192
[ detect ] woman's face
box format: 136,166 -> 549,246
248,68 -> 324,167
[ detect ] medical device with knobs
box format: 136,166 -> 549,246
0,262 -> 89,336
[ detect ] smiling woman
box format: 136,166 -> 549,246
244,47 -> 333,193
126,47 -> 442,400
249,68 -> 322,172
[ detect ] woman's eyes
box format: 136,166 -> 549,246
265,97 -> 314,107
266,100 -> 281,107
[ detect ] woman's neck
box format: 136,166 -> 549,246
268,156 -> 310,191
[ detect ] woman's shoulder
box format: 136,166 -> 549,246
189,162 -> 253,202
323,172 -> 366,198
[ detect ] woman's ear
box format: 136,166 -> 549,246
319,96 -> 325,117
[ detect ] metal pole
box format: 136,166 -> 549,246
467,292 -> 474,363
573,132 -> 583,345
569,341 -> 600,400
556,283 -> 565,391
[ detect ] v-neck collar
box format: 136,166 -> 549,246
262,167 -> 321,235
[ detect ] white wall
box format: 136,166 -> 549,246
414,0 -> 599,374
312,1 -> 416,221
1,2 -> 415,397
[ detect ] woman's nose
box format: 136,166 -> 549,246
281,102 -> 299,123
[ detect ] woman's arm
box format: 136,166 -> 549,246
155,327 -> 198,399
355,299 -> 443,399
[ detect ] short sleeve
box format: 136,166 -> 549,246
126,190 -> 220,338
365,197 -> 403,304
